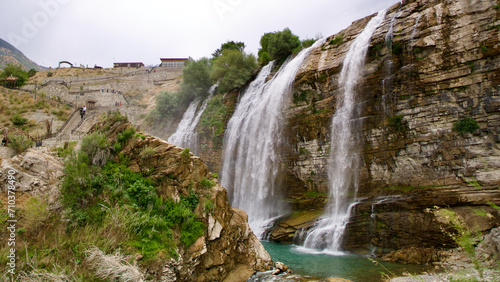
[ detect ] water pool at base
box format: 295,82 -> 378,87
260,242 -> 431,282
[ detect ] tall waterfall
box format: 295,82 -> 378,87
167,85 -> 216,154
302,9 -> 388,253
221,40 -> 325,238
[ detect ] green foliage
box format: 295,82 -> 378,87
200,178 -> 215,188
135,133 -> 146,140
392,41 -> 403,55
80,132 -> 110,166
293,91 -> 309,104
60,152 -> 101,213
329,34 -> 344,46
453,117 -> 479,133
10,113 -> 28,126
210,49 -> 257,93
6,132 -> 34,154
438,208 -> 484,279
181,148 -> 190,159
126,179 -> 156,209
22,196 -> 50,231
301,38 -> 317,48
179,58 -> 212,103
212,173 -> 218,179
107,110 -> 128,123
155,91 -> 180,118
200,95 -> 228,141
0,64 -> 29,87
212,41 -> 246,58
204,199 -> 214,213
258,28 -> 301,64
388,115 -> 408,133
180,219 -> 205,247
117,127 -> 136,144
27,68 -> 37,77
140,146 -> 156,159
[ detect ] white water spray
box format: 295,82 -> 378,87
302,9 -> 388,253
221,39 -> 325,238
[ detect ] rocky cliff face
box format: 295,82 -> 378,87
273,0 -> 500,261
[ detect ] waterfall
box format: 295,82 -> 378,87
301,9 -> 388,254
167,85 -> 216,154
221,39 -> 325,239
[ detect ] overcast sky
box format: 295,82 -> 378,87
1,0 -> 400,68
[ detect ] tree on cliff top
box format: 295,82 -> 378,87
212,41 -> 246,58
258,28 -> 301,65
210,49 -> 257,93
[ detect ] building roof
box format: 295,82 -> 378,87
160,58 -> 189,61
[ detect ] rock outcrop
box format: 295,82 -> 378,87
92,120 -> 274,281
0,122 -> 273,281
0,148 -> 64,206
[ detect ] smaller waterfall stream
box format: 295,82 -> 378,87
167,85 -> 216,154
302,9 -> 388,253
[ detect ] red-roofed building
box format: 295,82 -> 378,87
160,58 -> 188,67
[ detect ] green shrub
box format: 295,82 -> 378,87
6,132 -> 34,154
179,58 -> 212,103
200,178 -> 215,188
117,127 -> 136,144
212,41 -> 245,58
302,38 -> 317,48
22,196 -> 49,231
181,148 -> 190,159
60,152 -> 100,212
107,110 -> 127,123
258,28 -> 301,64
329,34 -> 343,46
453,117 -> 479,133
388,115 -> 408,133
200,95 -> 228,141
392,41 -> 403,55
135,133 -> 146,140
140,146 -> 156,159
180,219 -> 205,247
204,200 -> 214,213
0,64 -> 29,87
154,91 -> 181,119
80,132 -> 109,166
127,179 -> 156,209
10,113 -> 28,126
210,49 -> 257,93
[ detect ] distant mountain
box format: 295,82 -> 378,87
0,38 -> 44,71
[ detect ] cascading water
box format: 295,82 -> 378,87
167,85 -> 216,154
221,39 -> 325,239
301,9 -> 388,254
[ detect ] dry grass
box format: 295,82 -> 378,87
85,246 -> 144,282
0,87 -> 72,136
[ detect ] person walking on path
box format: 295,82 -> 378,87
80,107 -> 84,119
